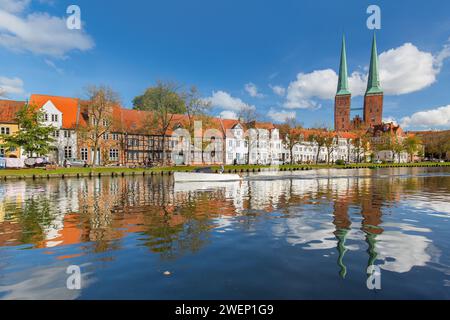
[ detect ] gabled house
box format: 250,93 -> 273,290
0,99 -> 25,159
29,94 -> 80,164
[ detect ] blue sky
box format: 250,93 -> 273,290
1,0 -> 450,130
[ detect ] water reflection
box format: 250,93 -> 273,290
1,167 -> 450,299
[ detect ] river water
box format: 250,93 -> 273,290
0,167 -> 449,299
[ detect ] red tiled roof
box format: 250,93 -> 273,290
0,99 -> 25,123
29,94 -> 80,129
247,121 -> 275,130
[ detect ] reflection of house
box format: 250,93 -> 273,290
0,99 -> 24,159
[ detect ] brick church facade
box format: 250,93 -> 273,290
334,35 -> 384,131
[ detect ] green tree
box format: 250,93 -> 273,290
1,103 -> 55,157
403,135 -> 422,163
377,132 -> 404,163
133,81 -> 187,165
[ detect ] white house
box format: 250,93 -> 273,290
224,122 -> 248,165
30,95 -> 80,165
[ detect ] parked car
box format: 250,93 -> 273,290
64,158 -> 87,168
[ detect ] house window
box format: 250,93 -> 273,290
43,113 -> 48,121
0,127 -> 10,135
80,148 -> 88,161
64,146 -> 72,159
53,130 -> 60,138
112,133 -> 119,140
103,132 -> 109,140
64,130 -> 71,138
51,114 -> 58,122
0,148 -> 4,157
127,151 -> 137,160
109,149 -> 119,161
102,119 -> 109,126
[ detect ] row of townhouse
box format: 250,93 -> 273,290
286,130 -> 360,164
1,95 -> 284,166
1,94 -> 408,166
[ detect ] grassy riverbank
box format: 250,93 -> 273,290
1,162 -> 449,179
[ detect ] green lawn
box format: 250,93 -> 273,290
1,162 -> 449,178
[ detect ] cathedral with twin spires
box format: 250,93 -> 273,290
334,34 -> 384,131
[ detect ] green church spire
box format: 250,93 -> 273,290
336,35 -> 351,96
366,33 -> 383,95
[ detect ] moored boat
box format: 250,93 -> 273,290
174,172 -> 242,183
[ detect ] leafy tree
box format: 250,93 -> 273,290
376,132 -> 404,163
133,81 -> 186,165
1,103 -> 55,157
403,135 -> 422,163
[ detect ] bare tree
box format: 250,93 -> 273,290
324,133 -> 338,165
79,85 -> 120,167
278,118 -> 303,164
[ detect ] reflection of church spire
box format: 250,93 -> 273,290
365,231 -> 378,270
335,228 -> 350,278
333,200 -> 351,279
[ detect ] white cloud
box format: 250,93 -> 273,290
0,0 -> 30,13
284,42 -> 450,109
44,58 -> 63,74
0,76 -> 24,96
379,43 -> 437,95
206,91 -> 256,122
269,84 -> 286,96
434,38 -> 450,70
284,69 -> 336,109
383,116 -> 398,125
401,105 -> 450,129
219,110 -> 238,120
0,2 -> 94,57
244,82 -> 263,98
268,108 -> 296,123
205,90 -> 255,112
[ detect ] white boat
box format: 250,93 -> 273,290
174,172 -> 242,183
